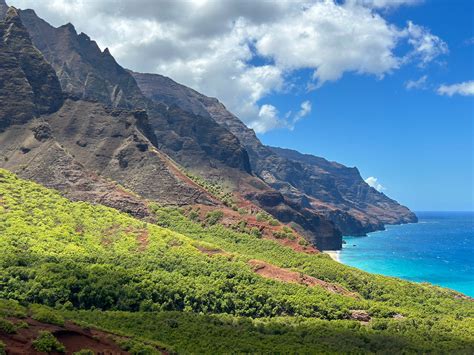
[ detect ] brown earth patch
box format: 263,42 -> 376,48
0,317 -> 130,355
349,310 -> 371,323
248,260 -> 354,297
135,229 -> 149,251
193,203 -> 319,255
123,226 -> 149,251
453,293 -> 474,301
150,148 -> 221,206
194,244 -> 229,257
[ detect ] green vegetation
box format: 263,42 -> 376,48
73,350 -> 95,355
256,211 -> 280,226
0,169 -> 473,353
62,310 -> 474,354
205,210 -> 224,226
273,226 -> 295,240
0,318 -> 16,334
0,299 -> 27,318
32,331 -> 65,353
31,304 -> 65,326
0,341 -> 5,355
184,171 -> 237,209
117,339 -> 160,354
237,208 -> 247,215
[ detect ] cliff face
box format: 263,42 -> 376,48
1,4 -> 342,249
0,7 -> 62,131
0,6 -> 215,218
18,8 -> 252,175
270,147 -> 418,232
132,71 -> 417,236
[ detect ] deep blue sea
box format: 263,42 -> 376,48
339,211 -> 474,297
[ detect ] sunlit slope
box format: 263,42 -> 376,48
0,169 -> 472,353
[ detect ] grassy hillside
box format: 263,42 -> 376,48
0,168 -> 473,353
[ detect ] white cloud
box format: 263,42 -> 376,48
404,21 -> 448,66
437,81 -> 474,97
294,101 -> 312,123
249,100 -> 312,133
365,176 -> 385,192
250,104 -> 283,133
349,0 -> 422,9
405,75 -> 428,90
255,1 -> 402,84
8,0 -> 448,132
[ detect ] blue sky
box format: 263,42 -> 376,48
9,0 -> 474,211
258,0 -> 473,211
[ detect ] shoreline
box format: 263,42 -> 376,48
324,250 -> 341,263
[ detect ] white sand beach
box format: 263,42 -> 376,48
325,250 -> 341,262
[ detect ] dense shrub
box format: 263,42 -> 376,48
32,331 -> 65,353
31,305 -> 65,326
205,210 -> 224,226
73,350 -> 95,355
118,339 -> 160,354
0,318 -> 16,334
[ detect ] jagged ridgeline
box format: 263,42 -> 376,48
0,169 -> 473,353
0,0 -> 416,251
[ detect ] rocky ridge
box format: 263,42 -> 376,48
0,7 -> 216,218
11,5 -> 342,249
132,71 -> 417,236
17,8 -> 252,175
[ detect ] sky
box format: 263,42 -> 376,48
8,0 -> 474,211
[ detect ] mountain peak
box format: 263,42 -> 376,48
60,22 -> 76,33
5,6 -> 19,22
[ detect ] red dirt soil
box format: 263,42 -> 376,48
0,317 -> 131,354
193,203 -> 319,255
248,259 -> 356,297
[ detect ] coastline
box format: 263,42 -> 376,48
336,212 -> 474,297
324,250 -> 341,263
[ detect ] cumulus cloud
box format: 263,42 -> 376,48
405,75 -> 428,90
255,1 -> 403,84
365,176 -> 385,192
437,81 -> 474,97
8,0 -> 448,132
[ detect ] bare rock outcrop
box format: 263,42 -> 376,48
0,6 -> 62,131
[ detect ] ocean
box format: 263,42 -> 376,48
338,211 -> 474,297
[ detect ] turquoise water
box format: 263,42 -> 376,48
340,211 -> 474,297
